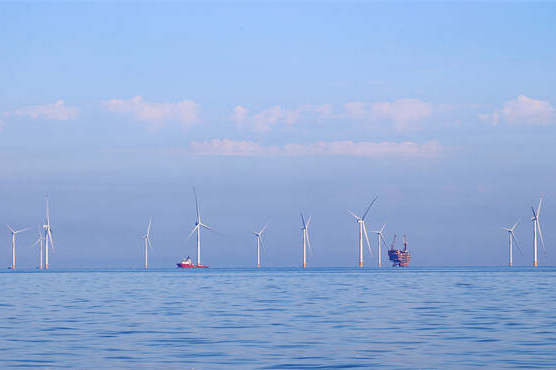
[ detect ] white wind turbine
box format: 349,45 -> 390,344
371,223 -> 388,268
251,224 -> 268,268
300,213 -> 313,268
143,218 -> 153,269
43,195 -> 54,269
348,196 -> 377,267
30,226 -> 45,269
187,188 -> 218,267
500,218 -> 522,267
6,225 -> 33,269
531,196 -> 546,267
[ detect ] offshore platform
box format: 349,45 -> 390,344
388,235 -> 411,267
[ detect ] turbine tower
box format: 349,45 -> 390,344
187,188 -> 218,267
300,213 -> 313,268
144,217 -> 153,269
43,195 -> 54,269
31,227 -> 45,269
348,196 -> 377,267
371,223 -> 387,267
531,196 -> 546,267
500,218 -> 521,267
251,224 -> 268,268
6,225 -> 32,269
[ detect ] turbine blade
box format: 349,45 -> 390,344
380,223 -> 386,233
537,196 -> 543,218
148,237 -> 153,250
347,210 -> 359,220
46,195 -> 50,225
259,223 -> 269,235
306,229 -> 313,256
186,225 -> 198,241
6,224 -> 14,233
300,213 -> 306,228
201,223 -> 224,236
511,232 -> 524,257
380,234 -> 388,248
30,239 -> 41,249
537,221 -> 547,256
363,222 -> 372,257
531,206 -> 537,219
48,229 -> 54,251
147,217 -> 152,236
306,215 -> 312,228
16,226 -> 34,234
193,187 -> 200,222
361,196 -> 378,221
511,217 -> 520,231
259,236 -> 264,250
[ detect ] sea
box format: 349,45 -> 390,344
1,267 -> 555,369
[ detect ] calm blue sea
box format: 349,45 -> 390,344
1,267 -> 555,369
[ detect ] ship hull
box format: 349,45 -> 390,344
176,263 -> 208,268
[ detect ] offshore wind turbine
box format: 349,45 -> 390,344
31,226 -> 45,269
43,195 -> 54,269
371,223 -> 387,268
300,213 -> 313,268
348,196 -> 377,267
6,225 -> 32,269
251,224 -> 268,268
186,188 -> 218,267
500,218 -> 521,267
143,218 -> 153,269
531,196 -> 546,267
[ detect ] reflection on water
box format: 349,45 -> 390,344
1,267 -> 555,369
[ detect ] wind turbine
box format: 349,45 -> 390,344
43,195 -> 54,269
300,213 -> 313,268
31,226 -> 45,269
144,217 -> 153,269
348,196 -> 377,267
251,224 -> 268,268
531,196 -> 546,267
186,188 -> 218,267
6,225 -> 32,269
371,223 -> 387,268
500,218 -> 522,267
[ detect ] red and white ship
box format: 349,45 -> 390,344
176,256 -> 208,269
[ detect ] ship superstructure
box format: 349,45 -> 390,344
388,234 -> 411,267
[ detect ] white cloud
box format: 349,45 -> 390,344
102,96 -> 199,128
231,105 -> 249,125
344,98 -> 433,132
480,95 -> 555,125
191,139 -> 442,158
14,100 -> 79,120
231,104 -> 332,133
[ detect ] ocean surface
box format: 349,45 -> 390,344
1,267 -> 555,369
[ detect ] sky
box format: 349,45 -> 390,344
0,1 -> 555,268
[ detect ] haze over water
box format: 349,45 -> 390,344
1,267 -> 555,369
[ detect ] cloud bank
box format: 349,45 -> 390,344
102,96 -> 199,128
232,104 -> 332,132
191,139 -> 442,158
344,98 -> 433,132
479,95 -> 555,125
14,100 -> 79,120
234,99 -> 433,133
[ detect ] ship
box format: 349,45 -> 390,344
176,256 -> 208,269
388,235 -> 411,267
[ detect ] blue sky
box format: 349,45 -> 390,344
0,1 -> 555,268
